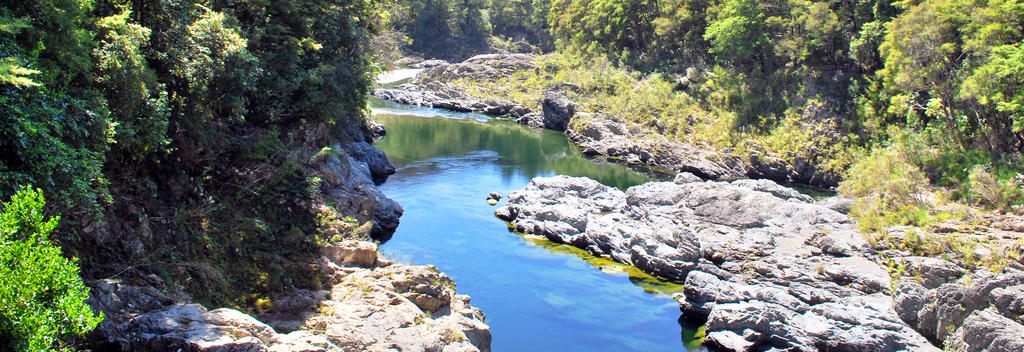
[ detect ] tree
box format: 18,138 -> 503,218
703,0 -> 768,65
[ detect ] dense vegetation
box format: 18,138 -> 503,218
0,0 -> 384,334
425,0 -> 1024,214
377,0 -> 553,60
0,188 -> 102,351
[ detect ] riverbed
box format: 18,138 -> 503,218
371,98 -> 705,351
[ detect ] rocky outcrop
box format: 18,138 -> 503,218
88,241 -> 491,352
416,54 -> 537,82
516,91 -> 576,131
373,81 -> 529,118
372,54 -> 536,118
496,174 -> 937,351
566,114 -> 840,187
317,142 -> 403,239
894,271 -> 1024,350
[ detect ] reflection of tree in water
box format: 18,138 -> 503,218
375,113 -> 664,189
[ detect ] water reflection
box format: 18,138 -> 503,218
373,102 -> 704,351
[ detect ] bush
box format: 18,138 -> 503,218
0,188 -> 102,351
967,166 -> 1023,213
841,142 -> 932,232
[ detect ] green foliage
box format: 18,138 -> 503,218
841,138 -> 932,231
703,0 -> 766,64
0,188 -> 102,351
967,166 -> 1023,212
0,0 -> 384,310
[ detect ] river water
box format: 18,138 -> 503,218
371,98 -> 705,351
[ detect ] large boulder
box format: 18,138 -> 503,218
539,91 -> 575,132
317,143 -> 403,239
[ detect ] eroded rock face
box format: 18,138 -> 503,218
88,241 -> 491,352
894,271 -> 1024,349
317,142 -> 403,239
496,174 -> 937,351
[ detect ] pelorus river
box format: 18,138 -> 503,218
370,94 -> 706,351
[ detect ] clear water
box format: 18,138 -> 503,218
372,99 -> 705,351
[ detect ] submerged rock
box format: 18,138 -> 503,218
497,175 -> 938,351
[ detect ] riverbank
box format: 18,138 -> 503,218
83,120 -> 493,351
375,57 -> 1024,351
373,54 -> 838,187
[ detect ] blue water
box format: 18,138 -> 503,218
373,100 -> 704,351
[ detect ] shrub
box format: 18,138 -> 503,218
967,166 -> 1023,213
0,188 -> 102,351
841,142 -> 932,232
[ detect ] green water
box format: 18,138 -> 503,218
372,99 -> 704,351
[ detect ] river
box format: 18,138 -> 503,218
371,97 -> 706,351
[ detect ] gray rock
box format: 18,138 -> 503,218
416,54 -> 536,82
673,172 -> 703,184
373,81 -> 529,118
817,196 -> 855,215
88,262 -> 491,352
991,284 -> 1024,323
894,281 -> 929,327
898,256 -> 965,289
947,310 -> 1024,352
317,144 -> 403,239
499,175 -> 939,351
540,91 -> 576,132
486,192 -> 502,201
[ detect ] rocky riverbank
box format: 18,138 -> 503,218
495,174 -> 1024,351
373,55 -> 839,187
83,139 -> 492,351
88,240 -> 491,351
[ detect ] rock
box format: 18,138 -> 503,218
895,271 -> 1024,346
817,196 -> 855,214
673,172 -> 703,184
898,256 -> 965,289
486,192 -> 502,201
416,54 -> 536,82
317,144 -> 403,239
499,175 -> 939,351
321,240 -> 378,268
117,304 -> 271,352
88,263 -> 491,352
731,178 -> 813,203
566,115 -> 748,180
539,91 -> 576,132
373,81 -> 529,118
893,281 -> 929,327
947,310 -> 1024,352
991,284 -> 1024,323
